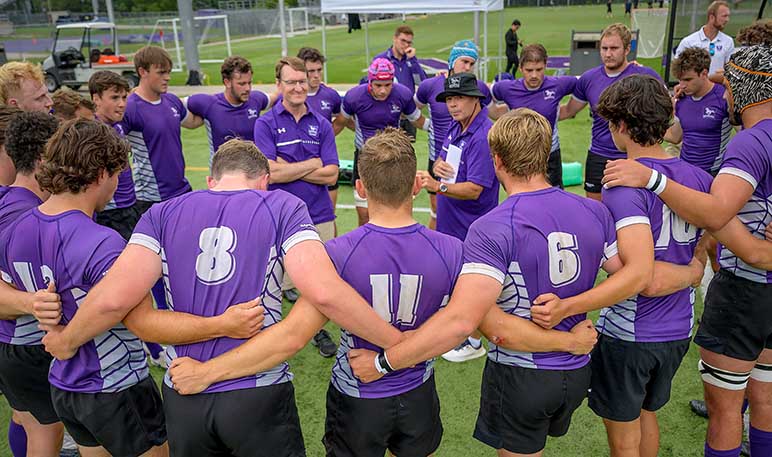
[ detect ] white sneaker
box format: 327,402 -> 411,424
442,339 -> 486,363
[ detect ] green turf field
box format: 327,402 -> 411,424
0,5 -> 713,456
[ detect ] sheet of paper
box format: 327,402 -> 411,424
442,144 -> 462,184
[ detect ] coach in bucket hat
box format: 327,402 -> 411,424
436,72 -> 487,102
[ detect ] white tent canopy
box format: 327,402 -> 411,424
318,0 -> 505,81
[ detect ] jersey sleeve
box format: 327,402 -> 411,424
460,219 -> 510,284
601,185 -> 651,230
255,91 -> 270,112
186,94 -> 209,117
252,117 -> 278,161
557,76 -> 578,98
330,90 -> 342,115
491,81 -> 503,103
478,81 -> 492,107
277,194 -> 322,255
118,102 -> 138,133
718,131 -> 770,190
415,79 -> 431,106
463,136 -> 496,189
400,87 -> 421,121
318,119 -> 339,167
595,203 -> 619,263
84,232 -> 127,285
324,238 -> 346,274
169,94 -> 188,123
129,203 -> 163,254
341,90 -> 356,119
572,73 -> 590,103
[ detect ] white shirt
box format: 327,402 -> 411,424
675,27 -> 735,75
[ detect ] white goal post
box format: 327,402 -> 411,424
288,7 -> 310,35
632,8 -> 668,58
149,14 -> 233,72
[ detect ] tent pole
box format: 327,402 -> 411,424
474,11 -> 480,46
364,14 -> 370,64
483,10 -> 488,81
498,9 -> 503,74
322,13 -> 328,82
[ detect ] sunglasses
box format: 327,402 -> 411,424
709,42 -> 716,56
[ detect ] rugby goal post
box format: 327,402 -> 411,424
288,7 -> 310,35
149,14 -> 233,72
632,8 -> 669,58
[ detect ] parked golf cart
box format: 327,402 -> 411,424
42,22 -> 139,92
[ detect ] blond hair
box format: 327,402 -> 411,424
211,139 -> 269,180
359,127 -> 417,207
601,23 -> 632,49
52,88 -> 94,120
707,1 -> 730,20
488,108 -> 551,179
0,62 -> 45,105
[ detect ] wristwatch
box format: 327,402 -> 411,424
438,183 -> 448,194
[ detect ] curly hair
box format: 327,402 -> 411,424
736,19 -> 772,46
37,119 -> 129,195
221,56 -> 252,81
596,74 -> 672,147
6,112 -> 59,175
0,105 -> 22,149
671,47 -> 711,78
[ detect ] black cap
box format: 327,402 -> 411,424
435,72 -> 485,102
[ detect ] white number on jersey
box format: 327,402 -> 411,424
195,226 -> 237,285
547,232 -> 581,287
369,274 -> 423,327
655,204 -> 698,249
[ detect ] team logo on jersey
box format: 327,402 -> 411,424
391,103 -> 401,113
448,76 -> 462,89
544,90 -> 556,100
703,107 -> 717,119
277,127 -> 286,134
247,108 -> 258,119
170,107 -> 180,118
308,124 -> 319,137
320,100 -> 331,111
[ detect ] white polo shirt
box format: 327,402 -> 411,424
675,27 -> 735,75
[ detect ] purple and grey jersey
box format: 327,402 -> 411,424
307,84 -> 342,123
121,92 -> 191,202
675,83 -> 731,174
573,65 -> 662,159
715,118 -> 772,284
341,83 -> 420,150
186,91 -> 269,162
104,122 -> 136,211
326,223 -> 462,398
253,103 -> 339,224
0,186 -> 44,346
462,187 -> 618,370
415,75 -> 492,160
436,107 -> 499,241
374,47 -> 428,94
491,76 -> 577,153
0,209 -> 148,392
129,189 -> 320,393
600,157 -> 712,342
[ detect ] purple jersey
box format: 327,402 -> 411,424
462,187 -> 618,370
573,65 -> 662,159
253,103 -> 338,224
0,186 -> 44,345
187,91 -> 269,161
341,83 -> 420,150
674,83 -> 731,174
129,189 -> 320,393
326,223 -> 462,398
600,157 -> 712,342
715,119 -> 772,284
415,75 -> 492,160
374,47 -> 428,94
104,122 -> 136,210
307,84 -> 342,123
0,209 -> 148,392
121,92 -> 191,202
491,76 -> 577,153
436,107 -> 499,241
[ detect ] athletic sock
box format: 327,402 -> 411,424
8,420 -> 27,457
704,443 -> 741,457
468,337 -> 482,349
750,426 -> 772,457
151,279 -> 169,310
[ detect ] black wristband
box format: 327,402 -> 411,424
378,352 -> 394,373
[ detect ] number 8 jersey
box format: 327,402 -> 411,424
600,157 -> 713,342
130,189 -> 320,394
462,187 -> 618,371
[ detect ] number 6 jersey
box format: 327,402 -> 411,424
462,187 -> 618,371
129,189 -> 320,394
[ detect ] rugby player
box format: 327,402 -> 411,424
0,62 -> 53,113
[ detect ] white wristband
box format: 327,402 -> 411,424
374,354 -> 388,375
645,169 -> 660,190
421,117 -> 432,132
652,174 -> 668,195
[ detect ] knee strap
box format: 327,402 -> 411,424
699,359 -> 751,391
750,363 -> 772,383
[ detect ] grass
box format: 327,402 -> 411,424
0,5 -> 713,456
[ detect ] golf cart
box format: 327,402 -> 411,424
42,22 -> 139,92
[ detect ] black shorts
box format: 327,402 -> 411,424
163,382 -> 305,457
328,181 -> 339,191
133,199 -> 156,216
0,343 -> 59,424
584,150 -> 610,194
323,376 -> 442,457
474,359 -> 590,454
352,148 -> 361,184
95,204 -> 142,241
548,148 -> 564,189
399,118 -> 417,141
426,158 -> 441,195
51,376 -> 166,456
694,269 -> 772,361
588,335 -> 690,422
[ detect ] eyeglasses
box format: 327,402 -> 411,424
281,79 -> 309,87
709,42 -> 716,56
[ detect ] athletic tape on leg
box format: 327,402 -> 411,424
699,359 -> 751,390
750,363 -> 772,382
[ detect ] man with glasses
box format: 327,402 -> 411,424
675,1 -> 734,77
253,57 -> 341,357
